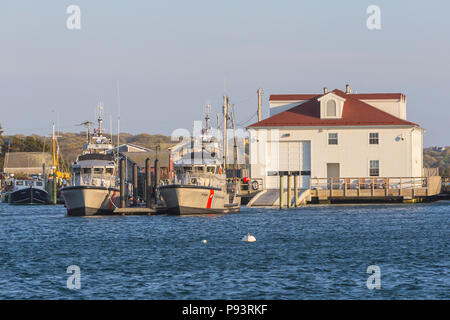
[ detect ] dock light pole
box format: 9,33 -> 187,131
145,158 -> 151,208
119,158 -> 126,208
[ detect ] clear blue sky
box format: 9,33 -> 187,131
1,0 -> 449,146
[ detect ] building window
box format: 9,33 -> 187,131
328,133 -> 338,145
369,132 -> 379,144
326,100 -> 336,117
369,160 -> 379,176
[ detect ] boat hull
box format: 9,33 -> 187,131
61,186 -> 119,216
159,184 -> 240,215
9,187 -> 49,205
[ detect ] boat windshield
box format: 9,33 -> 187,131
72,166 -> 116,188
93,168 -> 103,174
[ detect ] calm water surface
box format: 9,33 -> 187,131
0,201 -> 448,299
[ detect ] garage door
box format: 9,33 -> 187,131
265,141 -> 311,189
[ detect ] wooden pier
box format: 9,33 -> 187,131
309,176 -> 442,203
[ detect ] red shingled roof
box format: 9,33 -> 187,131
269,94 -> 320,101
269,93 -> 405,101
249,89 -> 418,128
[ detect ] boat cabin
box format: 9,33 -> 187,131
10,179 -> 45,191
72,160 -> 117,188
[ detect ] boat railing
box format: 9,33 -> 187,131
175,172 -> 225,188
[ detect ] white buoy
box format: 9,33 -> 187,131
242,233 -> 256,242
202,239 -> 207,244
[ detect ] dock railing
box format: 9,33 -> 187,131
227,177 -> 264,195
309,176 -> 441,199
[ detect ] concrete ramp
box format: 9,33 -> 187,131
297,189 -> 311,205
248,189 -> 310,207
248,189 -> 280,206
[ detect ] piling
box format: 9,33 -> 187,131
120,158 -> 126,208
294,174 -> 299,207
132,163 -> 138,206
145,158 -> 151,208
52,173 -> 57,205
279,175 -> 284,209
287,173 -> 291,208
42,163 -> 46,188
154,158 -> 160,203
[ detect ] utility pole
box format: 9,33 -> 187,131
231,105 -> 238,170
257,88 -> 262,122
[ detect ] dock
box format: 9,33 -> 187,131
309,176 -> 442,204
248,176 -> 443,207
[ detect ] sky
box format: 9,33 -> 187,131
0,0 -> 449,146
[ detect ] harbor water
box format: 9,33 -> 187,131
0,201 -> 448,299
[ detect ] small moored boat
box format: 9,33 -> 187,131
8,179 -> 49,205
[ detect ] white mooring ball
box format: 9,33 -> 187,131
242,233 -> 256,242
202,239 -> 207,244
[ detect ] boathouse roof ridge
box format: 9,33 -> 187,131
269,92 -> 406,101
249,89 -> 418,128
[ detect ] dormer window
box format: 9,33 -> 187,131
326,100 -> 336,117
318,92 -> 346,119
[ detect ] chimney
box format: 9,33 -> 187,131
345,84 -> 351,94
323,87 -> 328,94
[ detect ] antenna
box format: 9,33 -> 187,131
97,102 -> 104,135
116,80 -> 121,163
109,114 -> 113,143
222,96 -> 227,169
204,104 -> 211,132
77,121 -> 94,143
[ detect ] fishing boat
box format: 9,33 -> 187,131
8,178 -> 49,205
61,105 -> 119,216
158,104 -> 241,215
